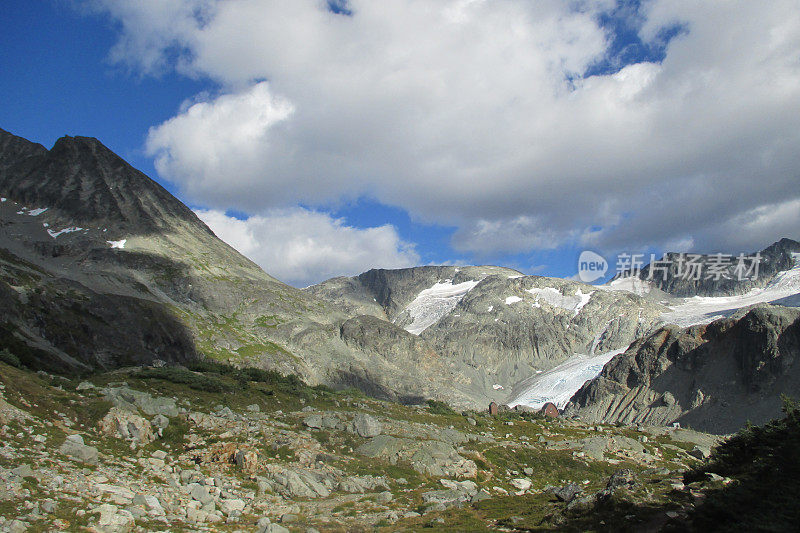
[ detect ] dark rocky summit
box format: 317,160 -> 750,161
624,238 -> 800,297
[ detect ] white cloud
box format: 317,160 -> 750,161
95,0 -> 800,256
195,208 -> 419,286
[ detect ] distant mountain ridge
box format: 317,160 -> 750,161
619,238 -> 800,297
1,126 -> 798,423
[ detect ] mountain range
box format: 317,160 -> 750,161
1,126 -> 799,432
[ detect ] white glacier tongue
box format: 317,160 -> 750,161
402,279 -> 480,335
508,348 -> 627,410
660,264 -> 800,327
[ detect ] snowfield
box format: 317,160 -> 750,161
660,264 -> 800,327
401,279 -> 480,335
507,260 -> 800,410
107,239 -> 127,250
508,347 -> 627,410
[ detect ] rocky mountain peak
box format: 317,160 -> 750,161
0,129 -> 212,236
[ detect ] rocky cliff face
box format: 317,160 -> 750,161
564,304 -> 800,433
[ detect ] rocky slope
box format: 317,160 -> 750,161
0,358 -> 730,532
309,267 -> 670,406
0,128 -> 473,406
564,304 -> 800,434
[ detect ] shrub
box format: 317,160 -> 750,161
137,366 -> 230,393
426,399 -> 457,416
0,348 -> 21,368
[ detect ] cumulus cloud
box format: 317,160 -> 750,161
195,208 -> 419,286
94,0 -> 800,256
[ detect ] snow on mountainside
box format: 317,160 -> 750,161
401,279 -> 480,335
659,262 -> 800,328
527,287 -> 593,316
508,347 -> 627,409
508,258 -> 800,410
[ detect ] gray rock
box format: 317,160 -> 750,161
152,414 -> 170,429
41,499 -> 57,514
219,498 -> 246,516
303,414 -> 323,429
566,494 -> 598,513
10,464 -> 34,478
689,446 -> 711,460
566,305 -> 800,434
59,437 -> 98,464
552,483 -> 582,502
375,491 -> 393,504
471,490 -> 492,502
421,489 -> 470,506
357,435 -> 477,478
605,469 -> 637,493
189,484 -> 214,506
351,412 -> 382,437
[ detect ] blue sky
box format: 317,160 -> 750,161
2,1 -> 798,286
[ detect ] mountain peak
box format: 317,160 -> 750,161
0,127 -> 212,236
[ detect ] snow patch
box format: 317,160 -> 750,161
1,198 -> 6,202
107,239 -> 127,249
505,295 -> 522,305
487,305 -> 494,312
601,276 -> 654,296
27,208 -> 48,216
493,384 -> 504,390
48,227 -> 84,239
402,279 -> 480,335
508,347 -> 627,410
525,287 -> 593,316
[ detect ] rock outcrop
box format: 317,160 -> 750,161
564,304 -> 800,433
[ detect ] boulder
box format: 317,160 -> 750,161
90,504 -> 135,533
235,450 -> 259,473
99,407 -> 155,445
551,483 -> 582,502
59,435 -> 98,464
351,413 -> 382,437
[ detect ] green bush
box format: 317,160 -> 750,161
137,366 -> 230,393
0,348 -> 21,368
426,399 -> 457,416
